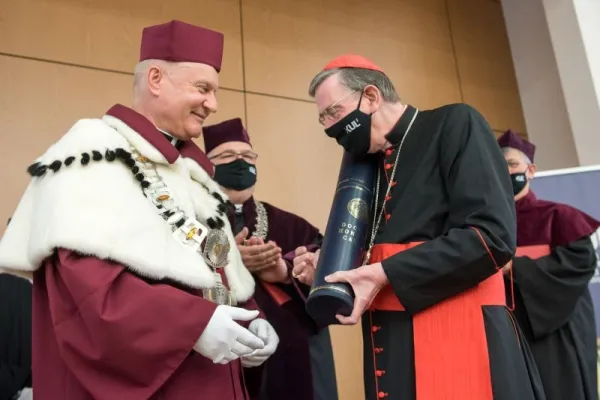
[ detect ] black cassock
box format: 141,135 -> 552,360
364,104 -> 545,400
509,190 -> 600,400
0,274 -> 32,400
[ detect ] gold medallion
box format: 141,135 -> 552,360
203,229 -> 230,269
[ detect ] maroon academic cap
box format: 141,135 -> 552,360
323,54 -> 385,73
139,20 -> 224,72
203,118 -> 251,154
497,129 -> 536,162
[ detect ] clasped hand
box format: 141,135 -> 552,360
235,228 -> 288,282
193,305 -> 265,364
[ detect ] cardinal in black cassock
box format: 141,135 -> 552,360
202,118 -> 338,400
307,54 -> 546,400
499,130 -> 600,400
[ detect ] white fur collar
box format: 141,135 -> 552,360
0,116 -> 255,301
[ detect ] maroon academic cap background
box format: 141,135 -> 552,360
139,20 -> 224,72
203,118 -> 251,154
497,130 -> 536,162
323,54 -> 385,73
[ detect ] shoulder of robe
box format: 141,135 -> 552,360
550,201 -> 600,237
260,201 -> 319,230
26,118 -> 129,177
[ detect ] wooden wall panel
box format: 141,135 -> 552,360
0,0 -> 244,90
0,55 -> 244,235
448,0 -> 526,132
242,0 -> 463,109
245,93 -> 364,400
193,90 -> 246,151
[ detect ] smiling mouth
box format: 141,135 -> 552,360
191,111 -> 206,121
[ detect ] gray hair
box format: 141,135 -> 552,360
133,59 -> 177,92
308,67 -> 400,103
502,147 -> 532,165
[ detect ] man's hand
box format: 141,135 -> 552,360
234,228 -> 282,273
193,305 -> 264,364
292,246 -> 320,286
502,260 -> 513,276
325,263 -> 388,325
242,319 -> 279,368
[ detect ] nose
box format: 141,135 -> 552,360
204,92 -> 218,114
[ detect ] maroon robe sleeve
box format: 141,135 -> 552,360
263,203 -> 323,300
510,237 -> 597,339
46,249 -> 218,398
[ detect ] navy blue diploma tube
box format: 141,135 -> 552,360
306,151 -> 378,327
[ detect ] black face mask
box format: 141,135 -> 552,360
510,172 -> 527,195
214,159 -> 257,191
324,93 -> 372,155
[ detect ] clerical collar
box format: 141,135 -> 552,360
104,104 -> 215,175
157,129 -> 184,150
385,105 -> 418,146
234,204 -> 243,214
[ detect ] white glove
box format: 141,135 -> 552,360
193,305 -> 265,364
241,318 -> 279,368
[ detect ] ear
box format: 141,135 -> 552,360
363,84 -> 381,112
527,163 -> 537,179
147,66 -> 164,96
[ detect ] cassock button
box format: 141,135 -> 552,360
384,163 -> 392,170
378,391 -> 388,398
374,347 -> 384,354
385,214 -> 391,221
385,195 -> 392,201
372,325 -> 381,333
385,149 -> 393,156
390,181 -> 397,187
376,370 -> 386,377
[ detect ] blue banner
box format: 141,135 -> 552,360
530,165 -> 600,393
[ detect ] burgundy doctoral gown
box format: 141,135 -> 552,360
0,104 -> 264,399
229,198 -> 338,400
507,190 -> 600,400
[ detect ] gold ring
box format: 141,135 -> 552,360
291,271 -> 299,279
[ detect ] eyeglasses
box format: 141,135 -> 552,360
318,90 -> 359,125
209,150 -> 258,163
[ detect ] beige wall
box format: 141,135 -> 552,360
0,0 -> 522,398
502,0 -> 600,170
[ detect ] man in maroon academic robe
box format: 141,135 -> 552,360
499,130 -> 600,400
202,118 -> 338,400
0,20 -> 280,399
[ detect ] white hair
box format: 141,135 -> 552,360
133,59 -> 177,93
502,147 -> 532,165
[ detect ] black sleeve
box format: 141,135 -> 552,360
511,236 -> 597,339
0,275 -> 32,400
381,104 -> 516,314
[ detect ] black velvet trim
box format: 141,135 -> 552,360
212,192 -> 225,203
105,150 -> 116,162
48,160 -> 62,172
65,156 -> 76,166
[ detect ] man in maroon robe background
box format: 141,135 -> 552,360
499,130 -> 600,400
202,118 -> 339,400
0,20 -> 279,399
